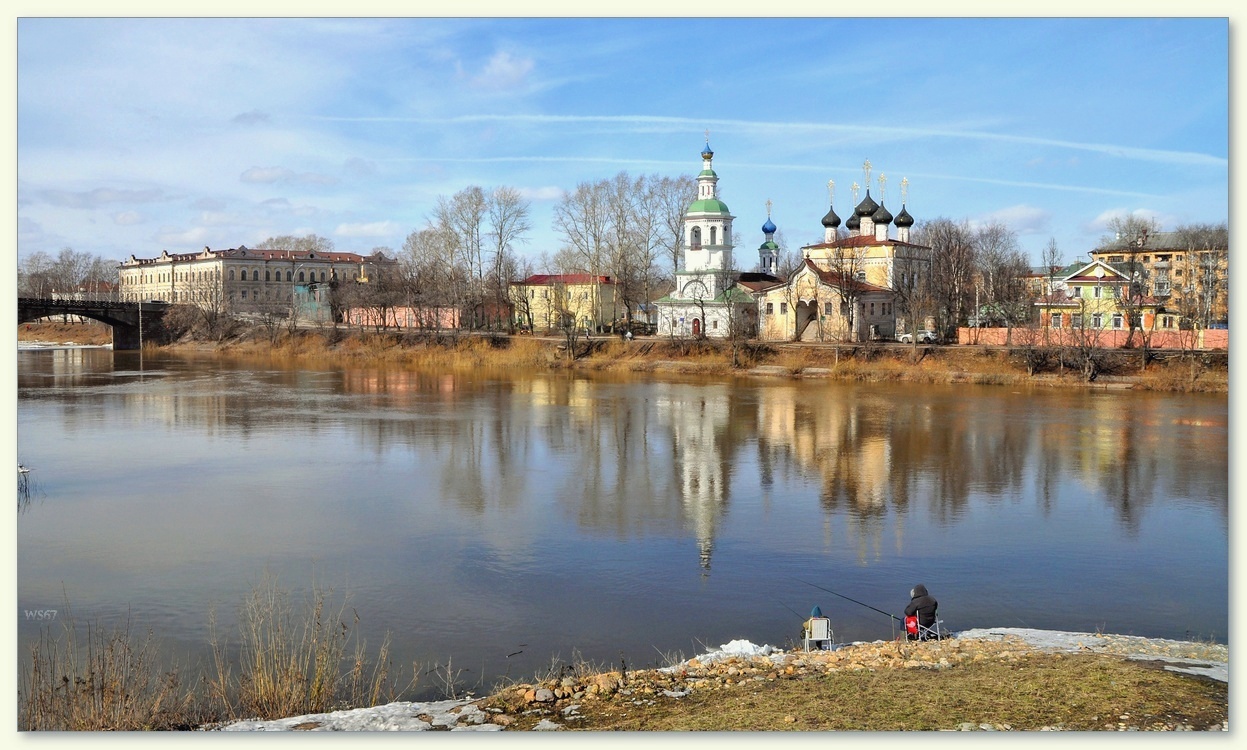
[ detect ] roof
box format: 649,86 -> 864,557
805,261 -> 892,294
513,273 -> 615,286
686,198 -> 731,214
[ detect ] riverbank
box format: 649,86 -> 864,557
213,628 -> 1228,732
18,320 -> 1227,393
145,324 -> 1230,393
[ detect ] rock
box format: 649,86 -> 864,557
528,688 -> 555,703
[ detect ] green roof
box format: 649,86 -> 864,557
687,198 -> 731,214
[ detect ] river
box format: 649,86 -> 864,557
15,347 -> 1228,698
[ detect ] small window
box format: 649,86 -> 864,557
1093,286 -> 1102,298
1092,313 -> 1103,328
780,302 -> 788,315
766,302 -> 774,314
1112,314 -> 1123,329
1051,313 -> 1063,328
241,290 -> 248,300
870,302 -> 875,316
1072,314 -> 1083,328
711,319 -> 718,330
824,302 -> 833,315
1071,287 -> 1082,298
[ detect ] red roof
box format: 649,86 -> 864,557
802,260 -> 893,293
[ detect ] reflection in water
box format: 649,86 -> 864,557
16,349 -> 1228,694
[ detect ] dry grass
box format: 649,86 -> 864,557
207,574 -> 413,723
493,653 -> 1228,731
18,320 -> 112,346
18,577 -> 414,731
18,612 -> 203,730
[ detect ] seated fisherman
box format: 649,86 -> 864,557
904,584 -> 939,641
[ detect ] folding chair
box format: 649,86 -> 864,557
906,614 -> 944,641
804,617 -> 833,651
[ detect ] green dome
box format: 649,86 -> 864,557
687,198 -> 731,214
698,169 -> 718,178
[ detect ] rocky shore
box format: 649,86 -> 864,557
214,629 -> 1228,732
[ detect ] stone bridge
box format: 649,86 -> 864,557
17,298 -> 171,350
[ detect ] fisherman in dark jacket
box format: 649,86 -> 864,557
904,584 -> 939,640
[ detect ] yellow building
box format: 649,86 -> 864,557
755,260 -> 896,342
509,273 -> 619,333
1088,229 -> 1228,326
1035,259 -> 1175,332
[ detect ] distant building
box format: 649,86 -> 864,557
509,273 -> 618,333
117,246 -> 395,310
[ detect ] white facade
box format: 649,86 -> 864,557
656,141 -> 749,339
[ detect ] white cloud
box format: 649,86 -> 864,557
336,221 -> 401,238
240,167 -> 338,186
518,186 -> 564,202
461,51 -> 535,91
154,226 -> 210,246
113,211 -> 144,225
972,205 -> 1051,236
232,110 -> 271,126
241,166 -> 295,184
40,187 -> 169,209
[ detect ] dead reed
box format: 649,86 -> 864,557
18,610 -> 201,730
207,573 -> 413,722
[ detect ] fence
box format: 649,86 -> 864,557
957,327 -> 1227,350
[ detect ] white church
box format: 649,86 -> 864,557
654,139 -> 758,339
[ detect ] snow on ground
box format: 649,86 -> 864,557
210,630 -> 1227,731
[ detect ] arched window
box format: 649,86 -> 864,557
265,270 -> 271,281
319,271 -> 326,282
286,271 -> 292,282
298,271 -> 305,282
252,270 -> 259,281
229,269 -> 235,280
710,227 -> 717,245
691,227 -> 702,248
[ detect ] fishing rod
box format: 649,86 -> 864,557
773,597 -> 805,619
793,578 -> 901,623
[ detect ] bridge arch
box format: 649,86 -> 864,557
17,298 -> 169,350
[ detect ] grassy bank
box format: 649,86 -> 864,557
480,637 -> 1228,731
19,590 -> 1229,731
159,324 -> 1228,393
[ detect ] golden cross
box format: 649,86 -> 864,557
901,177 -> 909,204
827,179 -> 835,203
766,199 -> 773,217
862,159 -> 872,187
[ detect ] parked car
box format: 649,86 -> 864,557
898,329 -> 937,344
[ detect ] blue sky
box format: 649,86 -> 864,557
15,16 -> 1230,269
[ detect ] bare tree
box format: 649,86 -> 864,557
1172,222 -> 1228,329
973,223 -> 1032,343
485,186 -> 532,330
433,186 -> 488,325
1097,215 -> 1160,353
254,234 -> 336,254
914,218 -> 976,338
653,174 -> 696,282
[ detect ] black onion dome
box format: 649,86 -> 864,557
854,190 -> 879,217
872,203 -> 893,225
846,213 -> 861,231
821,205 -> 841,228
895,205 -> 914,228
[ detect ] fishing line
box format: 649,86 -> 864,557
793,577 -> 901,623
